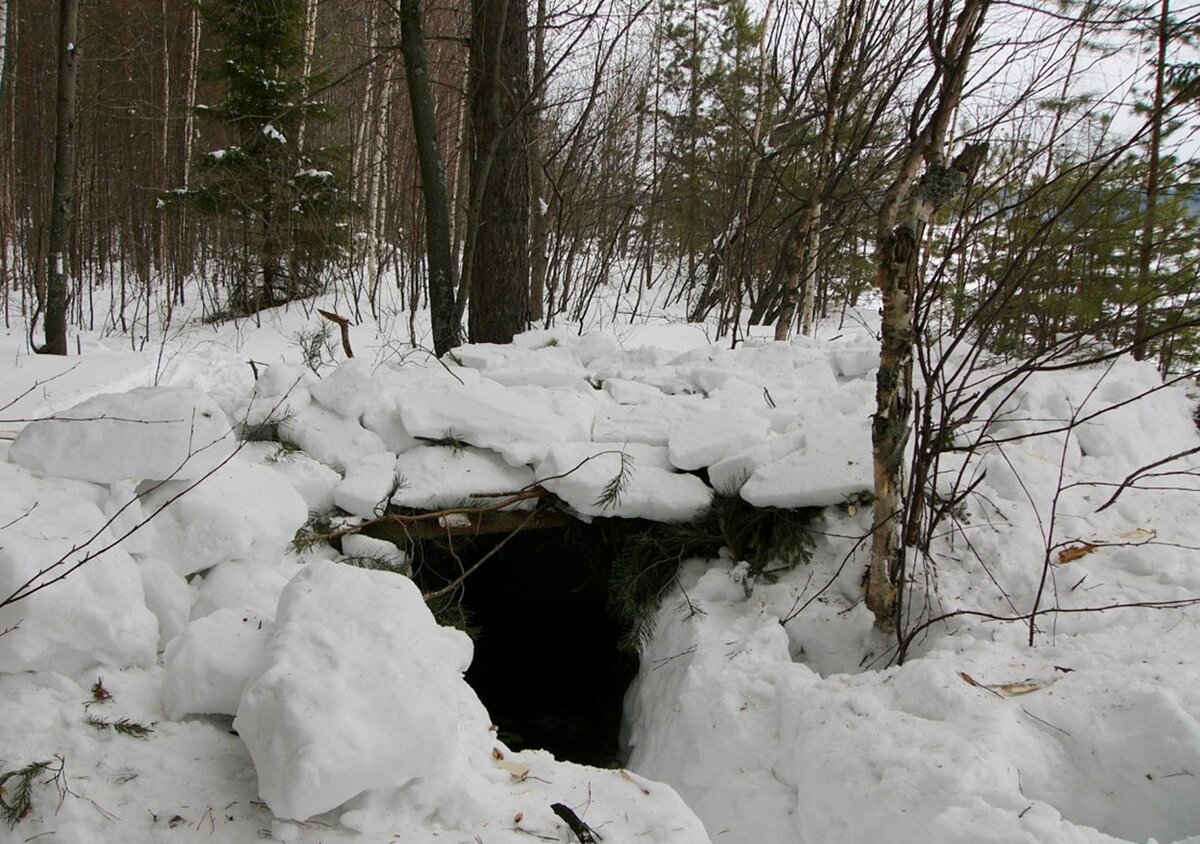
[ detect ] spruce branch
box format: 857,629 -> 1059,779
0,756 -> 67,829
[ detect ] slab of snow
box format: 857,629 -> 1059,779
138,461 -> 308,577
279,404 -> 387,473
334,451 -> 399,518
740,416 -> 873,508
189,558 -> 303,621
234,561 -> 483,820
10,386 -> 236,482
396,379 -> 580,466
138,556 -> 194,648
593,395 -> 707,445
708,430 -> 807,492
0,462 -> 158,673
668,407 -> 770,470
536,442 -> 712,521
392,446 -> 534,510
162,608 -> 272,719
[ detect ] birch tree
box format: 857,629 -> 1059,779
865,0 -> 990,629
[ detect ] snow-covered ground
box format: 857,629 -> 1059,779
1,286 -> 1198,843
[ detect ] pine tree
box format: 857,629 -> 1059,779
180,0 -> 352,315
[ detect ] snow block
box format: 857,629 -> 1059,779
0,462 -> 158,673
234,561 -> 483,821
668,408 -> 770,471
396,379 -> 578,466
139,461 -> 309,577
278,404 -> 387,473
10,386 -> 235,483
740,419 -> 872,508
392,446 -> 534,510
162,607 -> 272,719
536,443 -> 712,522
335,452 -> 400,518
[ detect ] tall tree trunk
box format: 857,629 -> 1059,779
1133,0 -> 1170,362
866,0 -> 989,630
465,0 -> 530,344
43,0 -> 80,355
399,0 -> 460,356
0,0 -> 8,102
527,0 -> 548,323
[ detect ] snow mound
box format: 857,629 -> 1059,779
10,386 -> 235,482
234,560 -> 484,820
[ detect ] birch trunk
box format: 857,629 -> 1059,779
866,0 -> 989,629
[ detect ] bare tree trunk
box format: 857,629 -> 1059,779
527,0 -> 548,323
866,0 -> 989,629
0,0 -> 9,103
464,0 -> 530,344
43,0 -> 80,355
399,0 -> 460,355
1133,0 -> 1169,362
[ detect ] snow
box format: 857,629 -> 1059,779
234,560 -> 481,820
536,442 -> 713,521
10,386 -> 236,482
162,607 -> 272,719
392,445 -> 535,510
137,460 -> 308,577
0,461 -> 159,674
1,286 -> 1199,844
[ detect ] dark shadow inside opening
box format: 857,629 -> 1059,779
413,525 -> 639,768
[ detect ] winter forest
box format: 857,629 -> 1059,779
1,0 -> 1200,842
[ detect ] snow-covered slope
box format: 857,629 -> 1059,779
1,293 -> 1198,843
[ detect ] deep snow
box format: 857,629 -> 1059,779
1,287 -> 1198,843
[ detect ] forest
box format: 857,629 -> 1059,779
0,0 -> 1193,357
1,2 -> 1200,842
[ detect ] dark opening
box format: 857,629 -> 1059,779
412,525 -> 639,768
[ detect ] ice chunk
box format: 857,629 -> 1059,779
392,446 -> 534,510
10,386 -> 235,482
234,561 -> 485,820
162,608 -> 272,719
